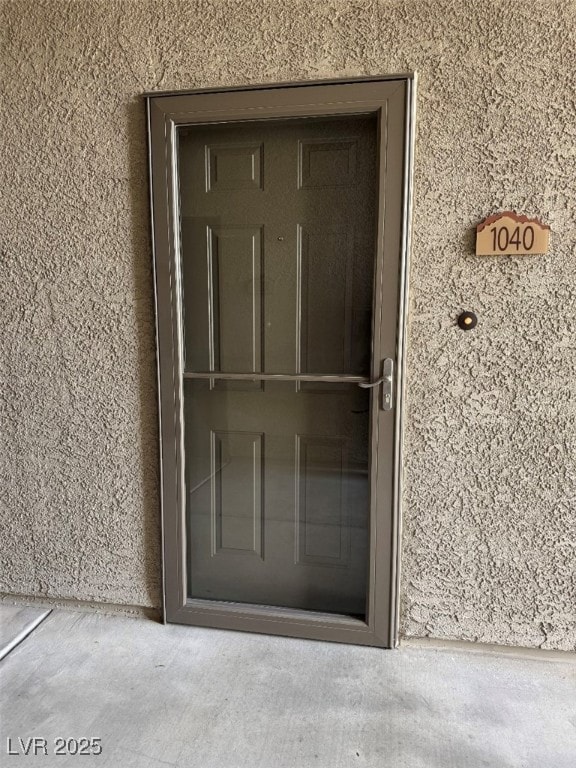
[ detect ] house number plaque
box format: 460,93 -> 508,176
476,211 -> 550,255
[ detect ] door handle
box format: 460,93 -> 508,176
358,374 -> 392,388
358,358 -> 394,411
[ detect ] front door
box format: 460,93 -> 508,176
147,78 -> 414,647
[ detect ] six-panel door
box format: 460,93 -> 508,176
179,115 -> 377,616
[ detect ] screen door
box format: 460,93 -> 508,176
147,77 -> 414,647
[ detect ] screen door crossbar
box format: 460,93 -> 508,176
183,372 -> 369,384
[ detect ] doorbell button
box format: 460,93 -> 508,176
457,311 -> 478,330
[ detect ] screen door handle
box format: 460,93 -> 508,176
358,358 -> 394,411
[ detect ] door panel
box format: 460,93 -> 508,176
297,225 -> 355,374
207,226 -> 263,375
210,429 -> 263,556
179,115 -> 376,617
296,435 -> 351,566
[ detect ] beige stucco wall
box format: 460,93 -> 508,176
1,0 -> 574,651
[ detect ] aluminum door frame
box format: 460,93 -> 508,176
146,75 -> 416,648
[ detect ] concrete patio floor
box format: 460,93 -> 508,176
0,605 -> 574,767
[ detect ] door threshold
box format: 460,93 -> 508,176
168,597 -> 387,646
186,596 -> 367,626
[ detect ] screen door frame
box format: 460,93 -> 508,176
145,75 -> 416,648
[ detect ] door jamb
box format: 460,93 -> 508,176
389,73 -> 417,647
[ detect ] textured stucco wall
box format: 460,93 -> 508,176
1,0 -> 575,650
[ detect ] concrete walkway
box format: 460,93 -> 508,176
0,606 -> 574,767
